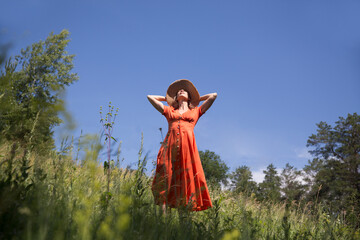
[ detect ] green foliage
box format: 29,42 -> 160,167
100,102 -> 120,201
132,133 -> 149,207
0,30 -> 78,154
199,150 -> 229,188
0,38 -> 10,68
206,195 -> 224,239
258,164 -> 281,202
0,136 -> 359,239
0,143 -> 34,240
229,165 -> 257,196
281,163 -> 304,202
305,113 -> 360,227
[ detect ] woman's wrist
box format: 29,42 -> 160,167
147,95 -> 166,102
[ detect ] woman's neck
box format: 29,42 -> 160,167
177,100 -> 189,111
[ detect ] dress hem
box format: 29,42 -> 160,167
153,201 -> 213,212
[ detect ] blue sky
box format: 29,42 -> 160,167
2,1 -> 359,181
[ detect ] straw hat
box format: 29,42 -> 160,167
165,79 -> 200,107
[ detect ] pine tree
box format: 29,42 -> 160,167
229,165 -> 257,196
305,113 -> 360,226
258,164 -> 281,202
281,163 -> 304,202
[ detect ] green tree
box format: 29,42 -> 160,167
229,165 -> 257,196
281,163 -> 304,202
0,30 -> 78,155
199,150 -> 229,188
305,113 -> 360,226
0,38 -> 10,67
258,164 -> 281,202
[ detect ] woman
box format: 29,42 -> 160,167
147,79 -> 217,212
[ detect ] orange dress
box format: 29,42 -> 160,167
151,105 -> 212,211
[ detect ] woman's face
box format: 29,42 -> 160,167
176,89 -> 189,101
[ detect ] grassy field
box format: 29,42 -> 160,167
0,136 -> 359,240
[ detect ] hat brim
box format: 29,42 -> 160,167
166,79 -> 200,107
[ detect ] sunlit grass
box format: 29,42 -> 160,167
0,135 -> 359,240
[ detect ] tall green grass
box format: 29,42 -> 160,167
0,135 -> 359,240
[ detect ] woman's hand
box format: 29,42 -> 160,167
147,95 -> 166,113
200,93 -> 217,114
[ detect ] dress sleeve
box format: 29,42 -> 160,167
162,105 -> 169,117
197,106 -> 205,118
198,107 -> 205,117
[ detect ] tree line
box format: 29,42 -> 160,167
200,112 -> 360,227
201,152 -> 306,202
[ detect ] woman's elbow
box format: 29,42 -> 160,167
211,93 -> 218,99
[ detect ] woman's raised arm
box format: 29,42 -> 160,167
199,93 -> 217,114
147,95 -> 166,113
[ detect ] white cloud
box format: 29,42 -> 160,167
294,147 -> 311,159
252,168 -> 265,183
